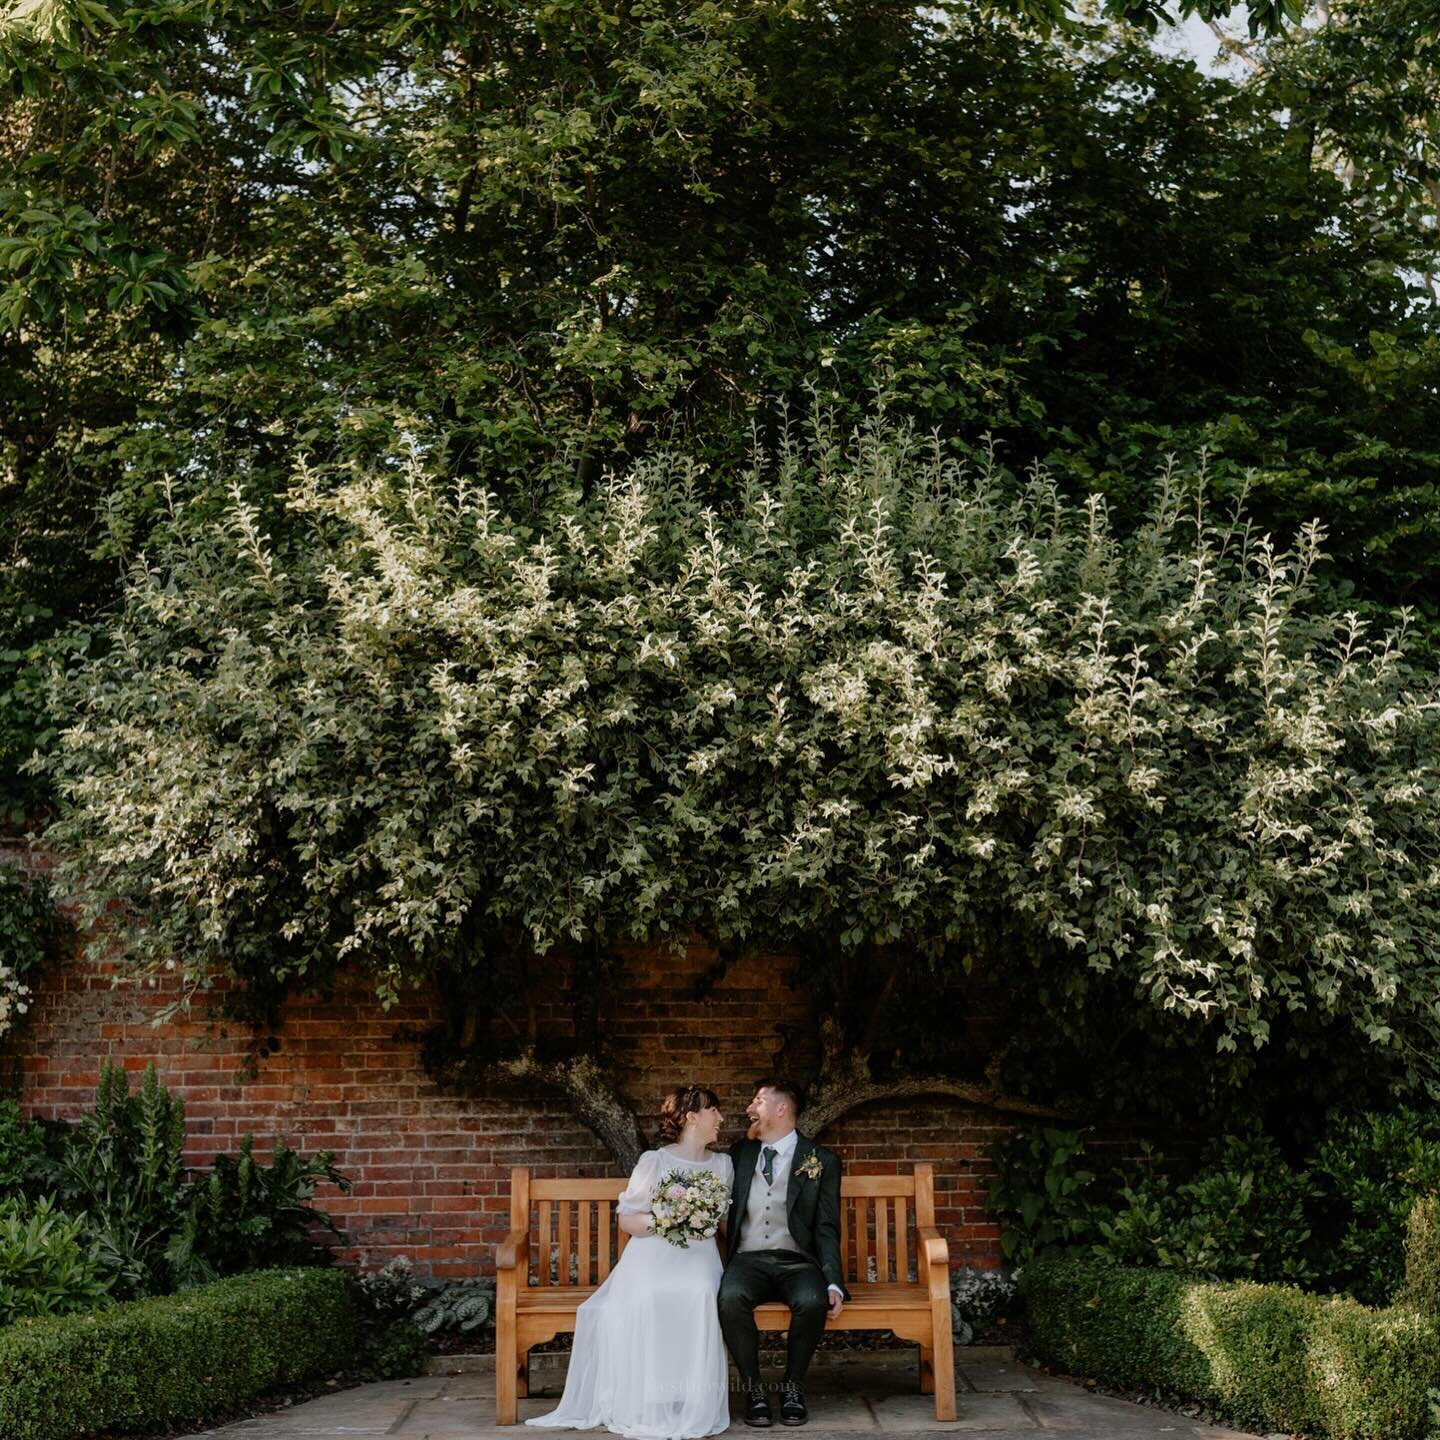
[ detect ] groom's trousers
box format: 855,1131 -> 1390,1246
718,1249 -> 830,1388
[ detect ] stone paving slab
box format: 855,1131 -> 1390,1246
181,1349 -> 1269,1439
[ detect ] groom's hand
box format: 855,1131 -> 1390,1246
827,1287 -> 844,1320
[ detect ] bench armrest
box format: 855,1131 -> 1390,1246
916,1225 -> 950,1268
917,1225 -> 951,1300
497,1229 -> 530,1272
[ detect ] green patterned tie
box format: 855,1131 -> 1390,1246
762,1146 -> 777,1186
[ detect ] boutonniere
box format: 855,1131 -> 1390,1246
798,1152 -> 823,1182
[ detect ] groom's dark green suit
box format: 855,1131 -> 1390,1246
718,1134 -> 850,1391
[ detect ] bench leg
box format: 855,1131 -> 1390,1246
518,1351 -> 530,1399
931,1325 -> 956,1422
919,1344 -> 935,1394
497,1309 -> 518,1423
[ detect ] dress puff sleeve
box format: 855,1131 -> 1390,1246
616,1149 -> 661,1215
719,1151 -> 735,1196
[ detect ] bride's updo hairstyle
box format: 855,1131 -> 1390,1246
657,1083 -> 720,1144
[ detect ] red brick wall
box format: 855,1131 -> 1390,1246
6,932 -> 1009,1277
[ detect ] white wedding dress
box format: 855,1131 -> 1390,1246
526,1146 -> 734,1440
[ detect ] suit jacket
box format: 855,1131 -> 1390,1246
725,1134 -> 851,1299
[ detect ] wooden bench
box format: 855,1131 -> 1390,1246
496,1162 -> 955,1423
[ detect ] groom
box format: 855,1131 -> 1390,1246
718,1079 -> 850,1428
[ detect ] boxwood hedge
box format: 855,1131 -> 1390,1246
0,1266 -> 355,1440
1021,1252 -> 1440,1440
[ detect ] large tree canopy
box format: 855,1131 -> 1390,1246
3,0 -> 1439,674
38,413 -> 1440,1102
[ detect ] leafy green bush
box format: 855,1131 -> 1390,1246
1096,1133 -> 1319,1286
0,1267 -> 355,1440
0,1101 -> 50,1194
351,1257 -> 434,1380
37,1061 -> 347,1301
52,1059 -> 189,1299
0,1195 -> 112,1325
986,1128 -> 1106,1265
989,1127 -> 1314,1280
991,1118 -> 1438,1295
348,1259 -> 493,1375
412,1277 -> 495,1338
169,1134 -> 349,1283
1309,1108 -> 1440,1307
1022,1253 -> 1440,1440
356,1316 -> 429,1381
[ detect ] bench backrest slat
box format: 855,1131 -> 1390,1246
509,1163 -> 935,1288
895,1194 -> 910,1282
558,1200 -> 573,1289
537,1199 -> 552,1285
852,1195 -> 869,1283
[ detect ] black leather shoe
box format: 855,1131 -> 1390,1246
779,1381 -> 807,1426
743,1386 -> 773,1427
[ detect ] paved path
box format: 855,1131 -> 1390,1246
180,1348 -> 1268,1438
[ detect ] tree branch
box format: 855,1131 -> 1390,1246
428,1043 -> 649,1171
800,1013 -> 1067,1135
800,1072 -> 1069,1135
1206,20 -> 1265,73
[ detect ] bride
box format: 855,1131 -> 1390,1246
526,1084 -> 734,1440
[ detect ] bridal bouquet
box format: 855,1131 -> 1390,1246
650,1167 -> 730,1249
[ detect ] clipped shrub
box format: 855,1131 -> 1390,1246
0,1267 -> 354,1440
0,1195 -> 112,1324
1397,1195 -> 1440,1317
1022,1254 -> 1440,1440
